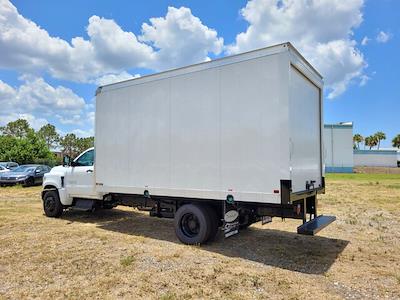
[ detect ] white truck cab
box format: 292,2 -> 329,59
43,148 -> 101,208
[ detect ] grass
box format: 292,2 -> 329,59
1,173 -> 400,299
120,255 -> 136,267
326,172 -> 400,181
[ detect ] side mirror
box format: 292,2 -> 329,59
63,155 -> 71,167
35,169 -> 41,174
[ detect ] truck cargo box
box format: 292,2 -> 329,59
95,42 -> 324,204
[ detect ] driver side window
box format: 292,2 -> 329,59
75,150 -> 94,166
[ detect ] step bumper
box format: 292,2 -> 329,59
297,215 -> 336,235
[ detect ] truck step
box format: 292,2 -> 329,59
297,215 -> 336,235
71,199 -> 96,211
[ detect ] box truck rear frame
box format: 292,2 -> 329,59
42,42 -> 335,245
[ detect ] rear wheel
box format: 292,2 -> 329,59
204,205 -> 219,242
174,204 -> 212,245
239,212 -> 258,229
43,190 -> 63,217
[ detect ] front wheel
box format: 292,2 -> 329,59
174,204 -> 212,245
43,190 -> 63,218
23,177 -> 34,187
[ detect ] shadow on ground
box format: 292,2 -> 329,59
62,208 -> 348,275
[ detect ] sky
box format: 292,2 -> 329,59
0,0 -> 399,147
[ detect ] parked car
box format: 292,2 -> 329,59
0,165 -> 10,173
0,164 -> 51,187
0,162 -> 19,170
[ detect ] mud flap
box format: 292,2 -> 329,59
223,197 -> 239,238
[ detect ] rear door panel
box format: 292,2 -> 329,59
289,66 -> 322,193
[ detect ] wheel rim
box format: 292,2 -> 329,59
181,213 -> 200,238
45,196 -> 55,212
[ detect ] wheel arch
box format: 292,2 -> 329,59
41,185 -> 59,200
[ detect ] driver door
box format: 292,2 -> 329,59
65,149 -> 97,198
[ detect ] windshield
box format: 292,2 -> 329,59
13,166 -> 35,173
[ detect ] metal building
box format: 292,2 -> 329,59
324,123 -> 354,173
354,150 -> 398,167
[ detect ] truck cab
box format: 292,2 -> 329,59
42,148 -> 101,212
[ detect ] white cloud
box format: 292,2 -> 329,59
140,6 -> 223,70
0,2 -> 223,82
0,77 -> 86,130
87,111 -> 95,125
0,1 -> 155,82
72,128 -> 94,138
0,77 -> 85,114
0,76 -> 85,114
376,31 -> 391,43
359,74 -> 370,86
93,71 -> 140,86
0,113 -> 48,130
85,15 -> 155,71
228,0 -> 366,98
56,114 -> 83,125
361,36 -> 369,46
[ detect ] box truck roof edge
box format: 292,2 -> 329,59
96,42 -> 323,96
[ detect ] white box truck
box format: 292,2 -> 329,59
42,42 -> 335,244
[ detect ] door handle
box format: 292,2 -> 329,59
86,169 -> 93,173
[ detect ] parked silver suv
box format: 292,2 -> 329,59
0,162 -> 19,170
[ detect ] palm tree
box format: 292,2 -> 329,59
353,134 -> 363,149
365,135 -> 378,149
392,134 -> 400,149
374,131 -> 386,149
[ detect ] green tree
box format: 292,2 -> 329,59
0,119 -> 33,138
76,137 -> 95,153
392,134 -> 400,148
0,131 -> 55,165
365,135 -> 378,150
353,134 -> 363,149
37,124 -> 60,149
374,131 -> 386,150
60,133 -> 78,158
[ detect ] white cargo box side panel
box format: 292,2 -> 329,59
219,55 -> 284,197
170,68 -> 220,191
288,66 -> 322,192
96,46 -> 291,204
96,79 -> 171,189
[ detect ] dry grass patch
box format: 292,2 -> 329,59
0,173 -> 400,299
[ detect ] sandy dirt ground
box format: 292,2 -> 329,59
0,173 -> 399,299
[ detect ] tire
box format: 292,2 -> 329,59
102,203 -> 115,209
239,213 -> 257,230
174,204 -> 212,245
204,205 -> 219,242
43,190 -> 63,218
23,177 -> 34,187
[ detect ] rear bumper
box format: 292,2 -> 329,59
281,177 -> 325,204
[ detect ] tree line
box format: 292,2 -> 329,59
0,119 -> 94,166
353,131 -> 400,150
